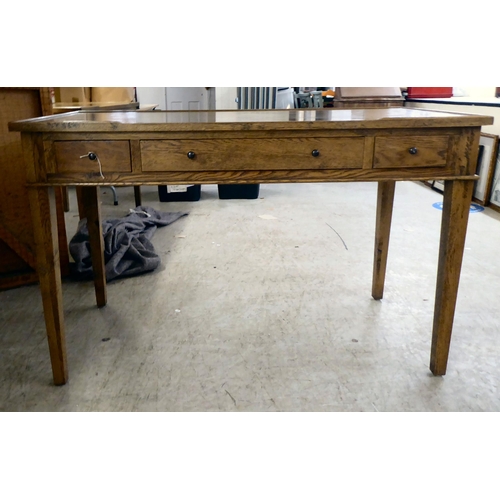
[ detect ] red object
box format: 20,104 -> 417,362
407,87 -> 453,98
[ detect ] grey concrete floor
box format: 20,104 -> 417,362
1,181 -> 500,411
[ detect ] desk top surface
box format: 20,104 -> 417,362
9,107 -> 494,133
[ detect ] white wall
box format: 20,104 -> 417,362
407,101 -> 500,136
454,87 -> 496,99
215,87 -> 237,109
136,87 -> 237,110
407,86 -> 500,135
135,87 -> 166,110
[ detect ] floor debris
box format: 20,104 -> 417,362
326,222 -> 348,250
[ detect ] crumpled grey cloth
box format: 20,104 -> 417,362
69,206 -> 187,281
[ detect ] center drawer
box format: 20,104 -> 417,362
140,137 -> 365,171
53,141 -> 132,174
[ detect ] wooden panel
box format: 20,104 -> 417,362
334,87 -> 404,109
0,240 -> 31,274
334,101 -> 404,109
0,89 -> 41,274
0,88 -> 68,289
141,137 -> 365,172
374,136 -> 450,168
11,109 -> 492,133
336,87 -> 403,98
44,166 -> 472,186
0,271 -> 38,291
54,140 -> 131,173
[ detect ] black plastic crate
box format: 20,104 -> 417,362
218,184 -> 260,199
158,185 -> 201,202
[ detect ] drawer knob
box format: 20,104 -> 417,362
79,151 -> 104,179
312,149 -> 320,157
187,151 -> 196,160
79,152 -> 97,161
409,147 -> 418,155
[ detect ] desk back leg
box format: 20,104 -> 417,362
430,179 -> 474,375
134,186 -> 142,207
28,186 -> 68,385
80,187 -> 107,308
75,186 -> 85,220
372,181 -> 396,300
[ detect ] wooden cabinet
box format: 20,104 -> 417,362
334,87 -> 404,108
0,87 -> 69,289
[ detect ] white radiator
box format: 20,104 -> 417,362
236,87 -> 277,109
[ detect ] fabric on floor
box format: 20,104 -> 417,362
69,206 -> 188,281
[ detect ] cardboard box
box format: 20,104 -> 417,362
54,87 -> 91,104
90,87 -> 135,103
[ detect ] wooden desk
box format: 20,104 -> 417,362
9,108 -> 493,385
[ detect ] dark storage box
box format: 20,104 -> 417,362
218,184 -> 260,199
158,185 -> 201,202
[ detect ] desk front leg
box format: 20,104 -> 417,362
372,181 -> 396,300
80,187 -> 107,308
28,186 -> 68,385
430,179 -> 474,375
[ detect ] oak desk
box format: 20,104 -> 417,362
9,108 -> 493,386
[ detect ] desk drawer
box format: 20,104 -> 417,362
373,136 -> 449,168
54,141 -> 132,174
141,137 -> 365,171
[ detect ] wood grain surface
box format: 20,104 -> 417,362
53,140 -> 131,173
8,108 -> 493,133
141,137 -> 365,171
373,135 -> 449,168
8,107 -> 492,384
0,88 -> 69,289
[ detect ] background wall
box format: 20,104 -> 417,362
407,86 -> 500,135
454,87 -> 497,99
135,87 -> 499,134
136,87 -> 237,110
135,87 -> 166,109
215,87 -> 237,109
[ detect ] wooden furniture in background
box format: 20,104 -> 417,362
334,87 -> 404,108
9,108 -> 493,384
52,102 -> 139,114
0,87 -> 69,290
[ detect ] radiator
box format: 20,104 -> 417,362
236,87 -> 277,109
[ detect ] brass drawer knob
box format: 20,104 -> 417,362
312,149 -> 320,157
409,147 -> 418,155
187,151 -> 196,159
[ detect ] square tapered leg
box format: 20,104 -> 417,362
28,186 -> 68,385
430,179 -> 474,375
372,181 -> 396,300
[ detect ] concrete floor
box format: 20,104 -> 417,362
1,181 -> 500,411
